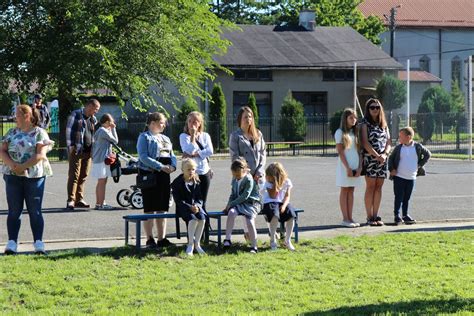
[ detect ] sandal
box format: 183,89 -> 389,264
367,217 -> 378,226
223,239 -> 232,248
375,216 -> 384,226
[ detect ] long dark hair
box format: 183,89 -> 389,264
364,98 -> 387,129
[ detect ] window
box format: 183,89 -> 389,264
292,92 -> 328,116
419,55 -> 430,72
233,70 -> 272,81
451,56 -> 462,88
233,91 -> 272,118
322,70 -> 354,81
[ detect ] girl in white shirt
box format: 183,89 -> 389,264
261,162 -> 296,251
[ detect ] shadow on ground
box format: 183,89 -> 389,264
302,298 -> 474,315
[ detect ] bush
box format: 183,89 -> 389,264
176,99 -> 199,122
416,99 -> 435,142
209,83 -> 227,150
247,93 -> 259,127
376,75 -> 406,111
329,109 -> 344,136
0,92 -> 13,115
279,92 -> 306,141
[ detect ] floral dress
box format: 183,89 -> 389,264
1,127 -> 54,178
362,119 -> 390,178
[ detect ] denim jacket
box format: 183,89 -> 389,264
227,173 -> 261,208
137,131 -> 177,172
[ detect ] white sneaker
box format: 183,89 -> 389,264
95,203 -> 115,210
284,240 -> 296,251
341,221 -> 357,228
351,221 -> 361,227
270,241 -> 278,251
4,240 -> 17,254
194,244 -> 206,255
185,245 -> 194,256
33,240 -> 46,254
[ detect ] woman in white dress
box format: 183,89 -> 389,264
335,108 -> 362,227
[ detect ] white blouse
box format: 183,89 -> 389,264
179,132 -> 213,175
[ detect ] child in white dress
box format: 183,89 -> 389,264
262,162 -> 297,251
335,108 -> 362,228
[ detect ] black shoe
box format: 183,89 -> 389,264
157,238 -> 173,247
146,237 -> 157,248
375,216 -> 384,226
249,247 -> 258,254
394,216 -> 403,225
75,200 -> 91,208
66,201 -> 75,210
223,239 -> 232,248
403,215 -> 416,224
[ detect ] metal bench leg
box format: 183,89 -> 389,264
204,217 -> 210,244
125,220 -> 129,246
175,215 -> 181,240
136,221 -> 141,250
217,216 -> 222,248
294,214 -> 299,243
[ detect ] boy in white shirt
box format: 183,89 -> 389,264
388,127 -> 431,225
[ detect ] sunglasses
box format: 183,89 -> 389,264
369,106 -> 380,110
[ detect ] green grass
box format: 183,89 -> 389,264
1,231 -> 473,315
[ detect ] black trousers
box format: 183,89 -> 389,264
393,176 -> 415,217
198,171 -> 212,209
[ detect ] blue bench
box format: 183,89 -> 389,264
123,209 -> 304,250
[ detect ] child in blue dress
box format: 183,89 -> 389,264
223,158 -> 261,253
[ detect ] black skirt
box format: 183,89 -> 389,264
261,202 -> 297,223
140,157 -> 172,213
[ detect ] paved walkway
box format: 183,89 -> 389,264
2,219 -> 472,255
1,157 -> 473,244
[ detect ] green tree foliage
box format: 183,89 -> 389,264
329,109 -> 344,136
375,75 -> 406,111
0,92 -> 13,116
0,1 -> 231,146
416,93 -> 435,142
210,83 -> 227,150
279,92 -> 306,141
247,93 -> 259,127
212,0 -> 386,45
450,79 -> 465,113
176,99 -> 200,123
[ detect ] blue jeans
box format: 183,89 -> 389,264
393,176 -> 415,218
4,175 -> 46,242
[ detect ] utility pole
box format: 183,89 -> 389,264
384,5 -> 401,57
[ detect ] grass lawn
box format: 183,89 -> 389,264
0,231 -> 473,315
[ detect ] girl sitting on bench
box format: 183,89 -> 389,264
171,159 -> 207,256
223,158 -> 261,253
262,162 -> 297,251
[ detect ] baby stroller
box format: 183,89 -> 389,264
110,144 -> 143,209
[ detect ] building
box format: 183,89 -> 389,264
211,13 -> 402,119
359,0 -> 474,111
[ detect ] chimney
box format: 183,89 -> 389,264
299,9 -> 316,31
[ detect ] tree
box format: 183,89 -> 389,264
176,99 -> 200,123
247,93 -> 259,127
375,75 -> 406,111
420,86 -> 451,138
209,83 -> 227,150
212,0 -> 386,45
451,79 -> 465,113
416,98 -> 435,143
330,109 -> 344,136
279,91 -> 306,141
0,1 -> 231,146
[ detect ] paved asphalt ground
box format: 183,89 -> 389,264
0,157 -> 473,247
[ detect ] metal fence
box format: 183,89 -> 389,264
1,112 -> 473,160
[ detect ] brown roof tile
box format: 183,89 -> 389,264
359,0 -> 474,28
398,70 -> 442,82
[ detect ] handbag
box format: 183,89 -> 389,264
136,171 -> 157,189
104,152 -> 116,165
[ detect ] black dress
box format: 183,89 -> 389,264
171,174 -> 207,222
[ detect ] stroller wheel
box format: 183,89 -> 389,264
130,191 -> 143,209
116,189 -> 133,207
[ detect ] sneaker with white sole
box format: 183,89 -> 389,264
185,245 -> 194,256
4,240 -> 17,255
270,241 -> 278,251
33,240 -> 46,254
351,221 -> 361,227
95,203 -> 115,210
284,240 -> 296,251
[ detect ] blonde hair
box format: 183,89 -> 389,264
364,98 -> 387,129
339,108 -> 359,150
265,162 -> 288,191
400,126 -> 414,138
183,111 -> 204,134
237,106 -> 260,143
16,104 -> 40,127
181,158 -> 200,183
